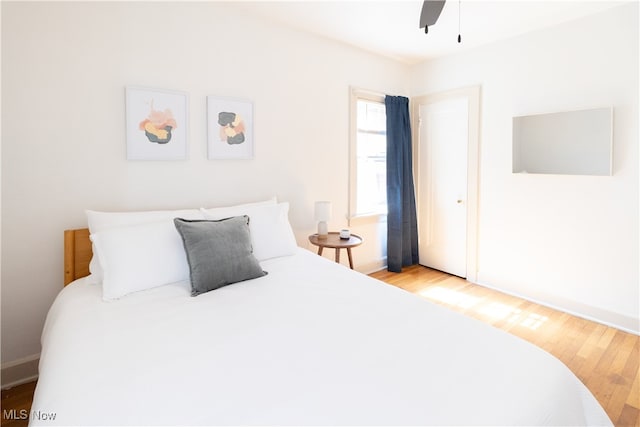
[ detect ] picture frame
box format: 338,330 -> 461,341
207,96 -> 254,160
125,86 -> 188,160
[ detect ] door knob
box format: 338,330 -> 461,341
457,199 -> 464,204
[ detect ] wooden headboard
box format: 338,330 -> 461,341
64,228 -> 92,286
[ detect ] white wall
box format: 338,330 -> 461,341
410,3 -> 639,332
1,2 -> 408,371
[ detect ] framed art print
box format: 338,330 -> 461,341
207,96 -> 254,159
126,87 -> 188,160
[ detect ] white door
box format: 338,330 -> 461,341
417,97 -> 469,278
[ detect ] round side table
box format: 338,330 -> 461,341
308,232 -> 363,270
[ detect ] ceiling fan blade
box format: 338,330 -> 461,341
419,0 -> 446,28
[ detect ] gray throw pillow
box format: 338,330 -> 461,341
174,216 -> 267,296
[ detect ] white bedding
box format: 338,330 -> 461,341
31,248 -> 611,426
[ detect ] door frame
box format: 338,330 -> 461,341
411,86 -> 481,282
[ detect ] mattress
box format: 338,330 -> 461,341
31,248 -> 611,426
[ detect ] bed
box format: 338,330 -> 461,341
31,200 -> 612,426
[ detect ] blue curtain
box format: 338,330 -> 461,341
385,96 -> 419,272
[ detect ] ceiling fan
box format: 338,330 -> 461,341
419,0 -> 462,42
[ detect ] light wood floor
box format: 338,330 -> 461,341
1,381 -> 36,427
371,265 -> 639,427
2,265 -> 638,426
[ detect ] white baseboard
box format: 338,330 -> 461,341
367,264 -> 638,335
475,273 -> 639,336
1,354 -> 39,389
356,257 -> 387,275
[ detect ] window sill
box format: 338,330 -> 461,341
348,213 -> 387,227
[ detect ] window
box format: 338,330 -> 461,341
349,89 -> 387,223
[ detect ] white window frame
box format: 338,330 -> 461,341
348,87 -> 387,226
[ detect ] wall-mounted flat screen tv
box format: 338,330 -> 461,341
512,107 -> 612,176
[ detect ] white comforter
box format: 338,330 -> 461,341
31,249 -> 611,426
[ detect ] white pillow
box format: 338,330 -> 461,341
201,202 -> 297,261
86,208 -> 204,283
85,199 -> 277,283
91,221 -> 189,300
